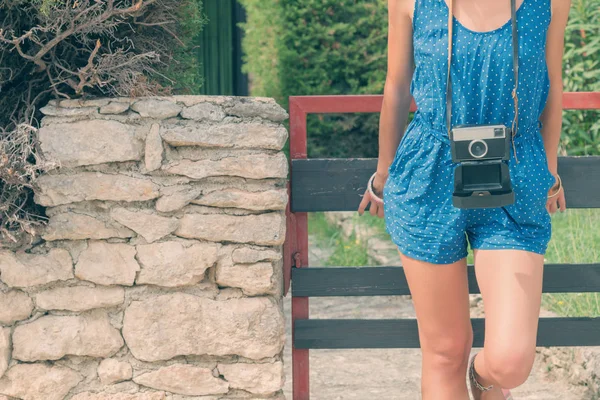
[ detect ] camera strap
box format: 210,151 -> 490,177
446,0 -> 520,162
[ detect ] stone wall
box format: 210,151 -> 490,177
0,96 -> 289,400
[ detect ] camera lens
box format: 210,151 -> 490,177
468,139 -> 488,158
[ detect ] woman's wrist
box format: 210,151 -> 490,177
376,168 -> 390,179
546,153 -> 558,175
548,173 -> 562,198
368,172 -> 385,204
550,171 -> 560,187
546,159 -> 559,186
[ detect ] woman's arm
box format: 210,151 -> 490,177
377,0 -> 415,178
358,0 -> 415,217
541,0 -> 571,213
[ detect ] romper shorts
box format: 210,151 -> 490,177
382,114 -> 556,265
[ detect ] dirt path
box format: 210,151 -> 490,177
281,233 -> 592,399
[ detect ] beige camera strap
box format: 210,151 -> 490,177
446,0 -> 520,163
446,0 -> 454,138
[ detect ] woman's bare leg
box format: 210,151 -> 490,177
399,249 -> 472,400
470,249 -> 544,399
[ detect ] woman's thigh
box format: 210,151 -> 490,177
399,250 -> 472,359
473,249 -> 544,373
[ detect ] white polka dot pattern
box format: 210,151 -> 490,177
382,0 -> 557,264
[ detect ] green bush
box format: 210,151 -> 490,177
240,0 -> 600,157
562,0 -> 600,155
156,1 -> 207,94
240,0 -> 388,158
238,0 -> 283,100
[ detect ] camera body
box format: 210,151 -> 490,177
450,124 -> 511,162
449,124 -> 515,208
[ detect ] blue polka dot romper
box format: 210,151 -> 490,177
382,0 -> 557,264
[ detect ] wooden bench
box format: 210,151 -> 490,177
283,93 -> 600,400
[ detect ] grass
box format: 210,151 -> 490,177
308,208 -> 600,318
308,212 -> 371,267
543,209 -> 600,317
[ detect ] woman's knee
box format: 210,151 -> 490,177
421,330 -> 473,371
484,345 -> 536,389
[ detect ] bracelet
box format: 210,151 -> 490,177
367,172 -> 384,205
547,173 -> 562,199
469,353 -> 494,392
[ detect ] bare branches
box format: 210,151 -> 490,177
0,0 -> 183,97
0,123 -> 57,246
0,0 -> 204,246
0,0 -> 196,131
0,0 -> 158,72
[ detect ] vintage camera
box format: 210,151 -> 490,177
449,124 -> 515,208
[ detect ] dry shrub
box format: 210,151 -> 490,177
0,0 -> 205,246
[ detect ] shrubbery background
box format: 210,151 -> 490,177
562,0 -> 600,154
239,0 -> 388,158
240,0 -> 600,157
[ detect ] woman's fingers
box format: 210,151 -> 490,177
546,188 -> 567,215
557,190 -> 567,212
358,190 -> 386,219
357,190 -> 371,215
370,201 -> 378,216
369,200 -> 385,218
357,174 -> 385,218
377,203 -> 385,218
547,198 -> 557,214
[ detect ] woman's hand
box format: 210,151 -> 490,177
546,173 -> 566,214
358,171 -> 388,218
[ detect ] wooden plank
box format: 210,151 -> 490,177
293,317 -> 600,349
563,92 -> 600,109
557,156 -> 600,208
291,264 -> 600,297
283,182 -> 296,297
288,95 -> 391,114
290,156 -> 600,212
542,263 -> 600,293
287,92 -> 600,115
292,298 -> 310,399
290,158 -> 377,212
292,266 -> 408,296
295,319 -> 419,349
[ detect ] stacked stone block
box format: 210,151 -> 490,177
0,96 -> 289,399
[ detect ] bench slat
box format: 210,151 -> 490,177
291,264 -> 600,296
290,156 -> 600,212
294,317 -> 600,348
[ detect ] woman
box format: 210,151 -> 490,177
358,0 -> 570,399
